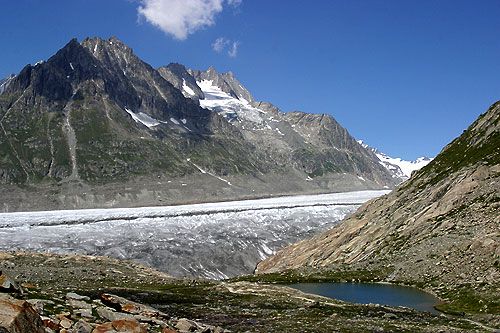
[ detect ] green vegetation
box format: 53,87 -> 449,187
232,266 -> 393,284
435,286 -> 500,316
418,104 -> 500,186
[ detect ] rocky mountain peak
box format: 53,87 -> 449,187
3,37 -> 104,102
80,36 -> 207,121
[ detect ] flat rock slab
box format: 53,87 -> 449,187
101,294 -> 168,318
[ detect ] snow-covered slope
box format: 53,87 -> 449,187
357,140 -> 432,179
197,79 -> 265,124
376,153 -> 432,178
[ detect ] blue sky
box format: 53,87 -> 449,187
1,0 -> 499,160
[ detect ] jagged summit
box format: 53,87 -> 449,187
189,66 -> 254,103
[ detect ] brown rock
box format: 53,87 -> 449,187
42,317 -> 60,331
59,316 -> 73,329
0,272 -> 21,294
162,328 -> 178,333
0,294 -> 45,333
112,319 -> 147,332
92,319 -> 146,333
19,283 -> 36,290
92,322 -> 114,333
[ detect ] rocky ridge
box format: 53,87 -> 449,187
256,102 -> 500,326
0,75 -> 14,94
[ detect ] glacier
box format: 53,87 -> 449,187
0,190 -> 388,279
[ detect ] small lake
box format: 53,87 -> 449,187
289,283 -> 441,314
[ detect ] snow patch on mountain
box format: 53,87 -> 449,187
124,108 -> 160,128
182,78 -> 196,97
197,79 -> 265,123
357,140 -> 432,179
376,153 -> 432,178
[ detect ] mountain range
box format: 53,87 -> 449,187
0,37 -> 416,211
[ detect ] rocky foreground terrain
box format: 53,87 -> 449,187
0,252 -> 495,333
256,102 -> 500,328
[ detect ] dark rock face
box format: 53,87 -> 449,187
158,63 -> 204,100
0,36 -> 399,210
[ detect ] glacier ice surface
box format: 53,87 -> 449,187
0,190 -> 388,279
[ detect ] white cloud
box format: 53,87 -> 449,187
212,37 -> 229,53
138,0 -> 242,40
228,41 -> 240,58
227,0 -> 242,7
212,37 -> 240,57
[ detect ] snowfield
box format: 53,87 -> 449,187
0,190 -> 389,279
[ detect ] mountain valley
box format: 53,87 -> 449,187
0,36 -> 498,333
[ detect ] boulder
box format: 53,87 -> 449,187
175,318 -> 198,332
96,307 -> 134,322
42,316 -> 60,331
73,320 -> 93,333
92,322 -> 114,333
68,299 -> 92,310
92,319 -> 146,333
0,272 -> 21,294
162,328 -> 178,333
0,294 -> 45,333
111,319 -> 147,332
66,292 -> 91,301
100,294 -> 168,318
59,316 -> 73,329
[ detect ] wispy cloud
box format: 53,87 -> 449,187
212,37 -> 230,52
138,0 -> 242,40
228,41 -> 240,58
227,0 -> 242,7
212,37 -> 240,57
